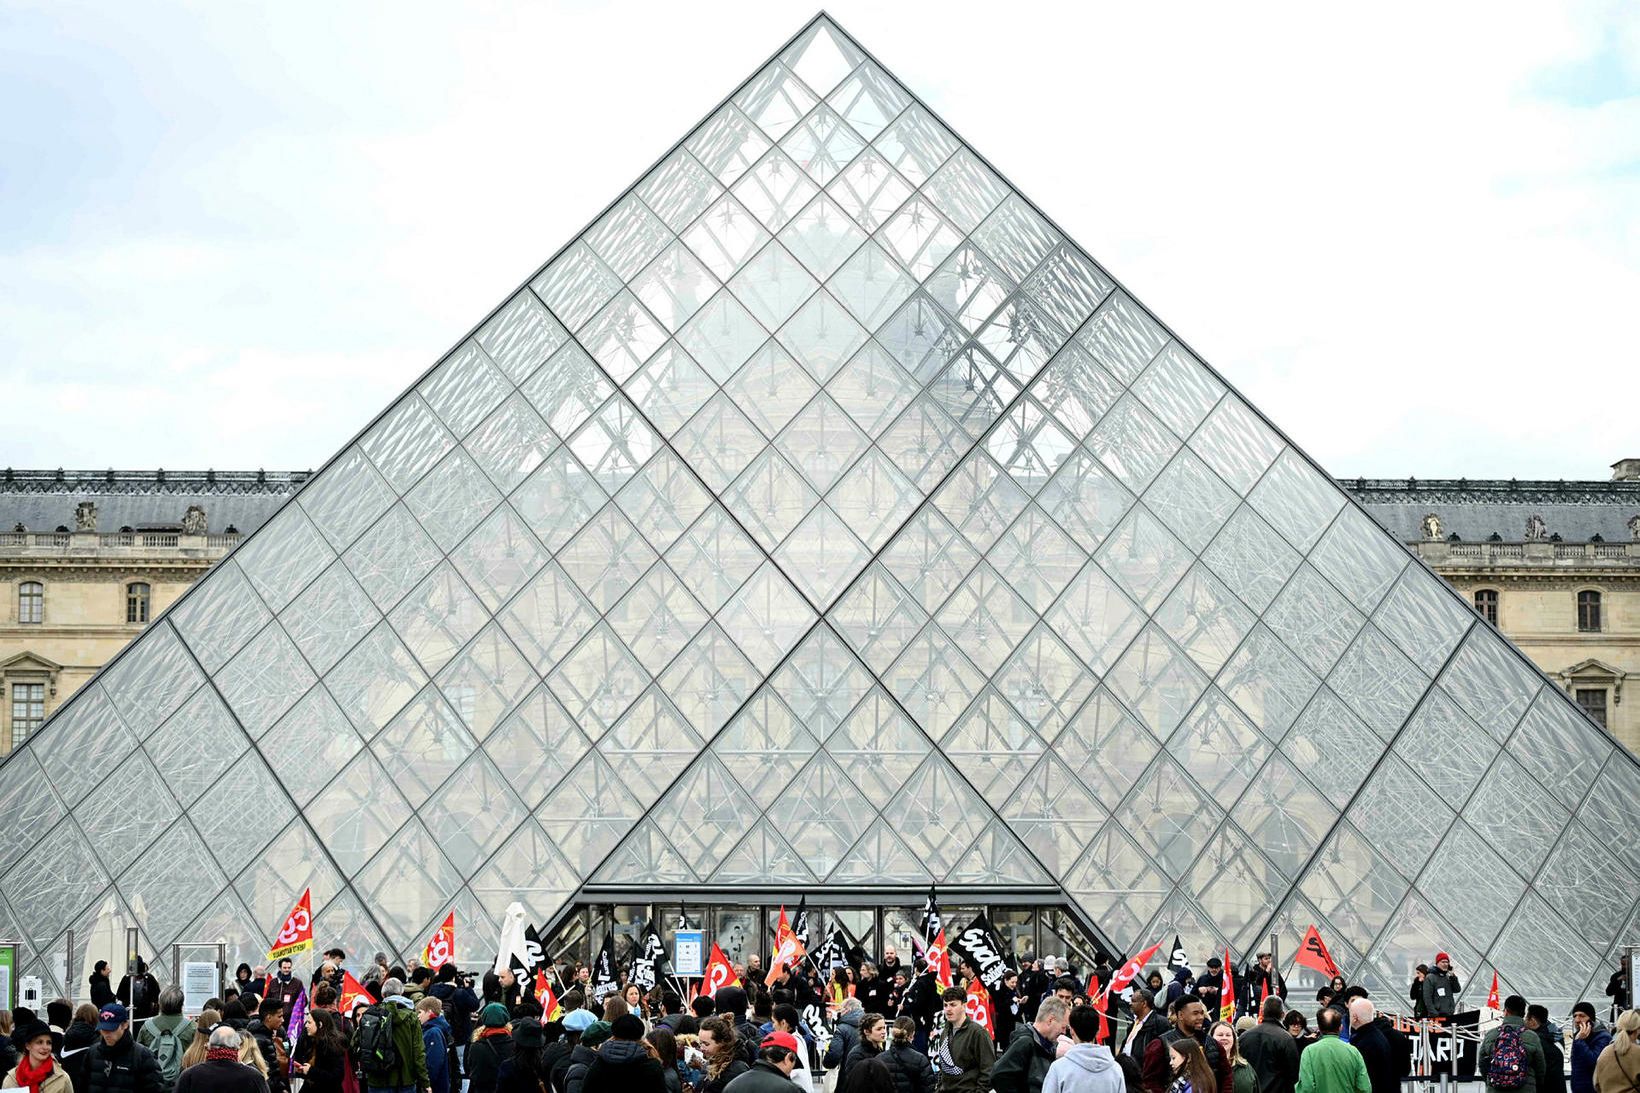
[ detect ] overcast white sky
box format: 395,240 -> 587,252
3,0 -> 1637,480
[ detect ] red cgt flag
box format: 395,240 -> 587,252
1294,925 -> 1341,980
1089,975 -> 1111,1044
1103,941 -> 1163,1000
339,970 -> 372,1013
266,889 -> 314,962
926,927 -> 952,988
1486,970 -> 1500,1010
1220,948 -> 1235,1022
766,906 -> 806,987
965,976 -> 994,1038
536,969 -> 562,1020
703,942 -> 736,998
422,912 -> 455,969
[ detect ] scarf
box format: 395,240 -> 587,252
15,1054 -> 55,1093
207,1047 -> 240,1063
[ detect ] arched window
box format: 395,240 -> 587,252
17,582 -> 42,625
1473,589 -> 1498,626
126,582 -> 151,624
1578,590 -> 1602,632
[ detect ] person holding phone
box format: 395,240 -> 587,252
1570,1003 -> 1612,1093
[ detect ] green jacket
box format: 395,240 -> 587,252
992,1028 -> 1055,1093
353,997 -> 430,1093
136,1014 -> 196,1055
1480,1017 -> 1547,1093
1296,1035 -> 1370,1093
937,1018 -> 996,1093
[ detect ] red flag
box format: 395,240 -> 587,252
422,912 -> 455,969
339,970 -> 371,1012
1220,948 -> 1235,1022
767,906 -> 805,987
1294,925 -> 1341,980
703,942 -> 736,998
926,927 -> 952,987
1260,976 -> 1269,1004
266,889 -> 314,961
1104,941 -> 1163,999
535,969 -> 561,1020
965,977 -> 994,1038
1089,975 -> 1110,1044
1486,970 -> 1500,1010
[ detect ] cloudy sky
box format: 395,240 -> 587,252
3,0 -> 1636,480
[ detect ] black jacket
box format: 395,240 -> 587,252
244,1023 -> 290,1093
117,975 -> 162,1022
992,1028 -> 1056,1093
880,1043 -> 932,1093
72,1032 -> 165,1093
1535,1027 -> 1566,1093
1124,1011 -> 1169,1069
1239,1019 -> 1300,1093
842,1042 -> 885,1089
558,1044 -> 596,1093
700,1058 -> 749,1093
858,978 -> 894,1016
467,1032 -> 516,1093
720,1060 -> 795,1093
580,1040 -> 666,1093
1350,1019 -> 1398,1093
90,975 -> 118,1008
428,983 -> 481,1047
175,1059 -> 272,1093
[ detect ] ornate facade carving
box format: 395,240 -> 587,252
1525,514 -> 1548,540
1421,513 -> 1442,540
74,501 -> 97,532
180,505 -> 207,535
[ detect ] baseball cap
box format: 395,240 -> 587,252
97,1003 -> 128,1030
761,1031 -> 800,1053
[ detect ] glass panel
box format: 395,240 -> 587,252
217,621 -> 315,738
878,392 -> 968,490
477,290 -> 568,384
498,560 -> 598,674
1169,688 -> 1270,800
558,504 -> 658,612
940,690 -> 1046,797
664,504 -> 763,614
778,755 -> 874,877
932,453 -> 1029,554
656,623 -> 762,738
418,341 -> 512,439
1248,448 -> 1345,553
653,756 -> 759,878
387,562 -> 489,675
1000,754 -> 1104,876
190,751 -> 288,874
1056,688 -> 1159,802
578,290 -> 668,384
342,503 -> 446,612
144,687 -> 247,809
1115,757 -> 1219,879
934,562 -> 1037,676
628,342 -> 717,436
781,104 -> 865,186
1416,820 -> 1524,950
170,560 -> 273,672
827,446 -> 920,553
355,820 -> 465,946
511,445 -> 608,553
1534,823 -> 1632,953
1299,822 -> 1407,945
36,685 -> 133,806
886,623 -> 986,739
716,690 -> 821,809
1372,565 -> 1472,669
632,244 -> 721,338
688,104 -> 774,186
1462,752 -> 1568,879
518,341 -> 613,438
1577,760 -> 1640,880
1154,564 -> 1256,677
78,751 -> 178,877
1200,505 -> 1302,613
735,62 -> 819,141
1283,686 -> 1380,798
373,688 -> 478,807
323,622 -> 429,735
530,240 -> 623,330
972,194 -> 1058,281
828,239 -> 917,331
879,197 -> 962,280
360,395 -> 456,493
1188,826 -> 1285,951
1107,625 -> 1211,739
585,191 -> 672,280
607,563 -> 710,676
637,147 -> 724,232
282,560 -> 382,676
777,289 -> 869,382
297,446 -> 397,552
1510,688 -> 1614,809
1391,690 -> 1494,805
1142,449 -> 1240,553
772,627 -> 872,739
827,149 -> 914,234
463,395 -> 556,492
485,685 -> 592,809
1044,558 -> 1143,673
777,394 -> 870,493
1131,342 -> 1225,437
449,502 -> 550,611
824,688 -> 930,809
536,752 -> 643,875
233,504 -> 335,613
1346,756 -> 1454,880
405,448 -> 502,550
304,750 -> 412,877
828,563 -> 928,674
826,59 -> 909,141
717,561 -> 816,673
1308,507 -> 1408,613
235,821 -> 345,938
773,503 -> 870,606
260,685 -> 363,807
567,395 -> 661,490
1232,752 -> 1336,874
1326,624 -> 1429,740
1185,394 -> 1282,496
547,622 -> 650,739
119,819 -> 229,954
596,819 -> 702,886
470,819 -> 577,927
945,819 -> 1051,886
723,343 -> 819,438
871,105 -> 956,186
425,753 -> 528,875
1094,507 -> 1193,612
1263,563 -> 1365,676
879,755 -> 990,878
98,621 -> 204,739
1488,893 -> 1603,1006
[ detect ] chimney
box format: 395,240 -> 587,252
1613,458 -> 1640,482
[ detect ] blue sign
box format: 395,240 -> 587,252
674,929 -> 704,977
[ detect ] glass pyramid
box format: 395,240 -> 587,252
6,14 -> 1636,1011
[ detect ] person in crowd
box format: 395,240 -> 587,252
467,1003 -> 516,1093
1345,1001 -> 1396,1093
880,1016 -> 931,1093
1480,995 -> 1546,1093
554,1011 -> 598,1093
1043,1006 -> 1123,1093
1421,957 -> 1459,1022
482,971 -> 522,1015
993,971 -> 1021,1047
1573,1002 -> 1614,1093
172,1026 -> 267,1093
244,1000 -> 290,1093
90,965 -> 118,1010
178,1010 -> 223,1074
1125,990 -> 1169,1073
136,987 -> 195,1090
879,949 -> 904,984
1605,960 -> 1633,1024
697,1017 -> 749,1093
581,1014 -> 665,1092
934,986 -> 993,1093
69,1005 -> 163,1093
827,997 -> 866,1075
1593,1010 -> 1640,1093
622,985 -> 651,1027
5,1018 -> 72,1093
46,1000 -> 73,1055
768,1004 -> 811,1089
1240,999 -> 1300,1093
428,965 -> 480,1073
1168,969 -> 1196,1011
265,960 -> 304,1013
353,978 -> 428,1093
1170,1041 -> 1217,1093
1144,997 -> 1221,1093
291,1009 -> 347,1093
1245,956 -> 1286,1012
858,964 -> 892,1018
497,1021 -> 551,1093
995,997 -> 1069,1093
1293,1009 -> 1366,1093
1408,968 -> 1429,1020
1196,962 -> 1225,1024
844,1015 -> 888,1089
415,998 -> 454,1093
117,960 -> 163,1028
722,1032 -> 800,1093
1527,1005 -> 1566,1093
1284,1013 -> 1314,1056
645,1027 -> 682,1093
1315,980 -> 1344,1008
1209,1021 -> 1255,1093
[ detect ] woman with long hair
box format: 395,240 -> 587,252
645,1027 -> 682,1093
293,1009 -> 347,1093
880,1016 -> 931,1093
697,1017 -> 748,1093
1594,1010 -> 1640,1093
180,1011 -> 223,1071
1168,1039 -> 1217,1093
1317,976 -> 1346,1004
843,1013 -> 887,1090
623,984 -> 651,1024
1208,1021 -> 1256,1093
830,967 -> 852,1013
237,1031 -> 269,1077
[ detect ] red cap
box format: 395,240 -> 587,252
761,1031 -> 801,1053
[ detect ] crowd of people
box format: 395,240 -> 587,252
5,946 -> 1639,1093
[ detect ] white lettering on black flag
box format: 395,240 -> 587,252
591,931 -> 619,1002
949,913 -> 1011,992
630,927 -> 668,991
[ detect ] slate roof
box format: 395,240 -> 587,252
0,469 -> 307,536
1341,477 -> 1640,543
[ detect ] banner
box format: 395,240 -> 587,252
422,912 -> 455,970
284,991 -> 306,1075
494,902 -> 528,976
920,887 -> 941,946
535,969 -> 561,1020
1219,949 -> 1235,1021
949,913 -> 1011,992
703,942 -> 736,997
266,889 -> 314,962
792,898 -> 811,954
1104,941 -> 1163,999
591,932 -> 618,1002
630,925 -> 668,991
965,976 -> 994,1037
1089,975 -> 1110,1044
1485,970 -> 1500,1011
1294,925 -> 1340,980
767,906 -> 805,986
1168,935 -> 1189,973
926,926 -> 952,988
339,970 -> 372,1012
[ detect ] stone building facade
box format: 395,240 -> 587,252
1349,460 -> 1640,754
0,470 -> 303,753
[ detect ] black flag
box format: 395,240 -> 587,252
1168,935 -> 1189,973
948,913 -> 1011,992
591,931 -> 618,1002
508,923 -> 548,979
818,923 -> 848,971
628,924 -> 668,991
792,897 -> 811,954
919,887 -> 941,948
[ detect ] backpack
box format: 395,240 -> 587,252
1487,1023 -> 1529,1090
356,1005 -> 401,1081
150,1024 -> 185,1089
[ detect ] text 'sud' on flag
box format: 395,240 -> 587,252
266,888 -> 314,962
1295,925 -> 1341,980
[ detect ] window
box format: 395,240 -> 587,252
1473,589 -> 1498,626
17,582 -> 42,625
1578,590 -> 1602,632
1576,688 -> 1608,730
10,683 -> 44,746
126,582 -> 151,624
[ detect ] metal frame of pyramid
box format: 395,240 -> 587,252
4,13 -> 1636,1010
